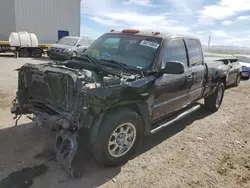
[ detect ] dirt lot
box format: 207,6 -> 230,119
0,56 -> 249,188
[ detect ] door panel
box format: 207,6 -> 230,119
152,38 -> 192,121
152,72 -> 192,120
227,60 -> 235,84
228,60 -> 239,84
189,64 -> 206,101
185,39 -> 205,102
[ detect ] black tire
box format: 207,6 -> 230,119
18,49 -> 29,57
204,83 -> 225,112
91,108 -> 144,167
32,49 -> 42,58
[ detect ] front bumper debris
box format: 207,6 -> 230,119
55,131 -> 82,178
10,101 -> 83,178
11,98 -> 22,126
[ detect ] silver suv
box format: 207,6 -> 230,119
47,36 -> 94,60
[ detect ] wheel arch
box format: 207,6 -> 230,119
89,102 -> 151,145
220,75 -> 227,86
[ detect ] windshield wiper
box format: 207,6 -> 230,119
77,54 -> 99,65
99,59 -> 135,74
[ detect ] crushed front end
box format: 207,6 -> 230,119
11,60 -> 143,177
11,63 -> 91,177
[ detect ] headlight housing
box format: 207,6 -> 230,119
63,48 -> 72,52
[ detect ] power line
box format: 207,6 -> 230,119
208,35 -> 211,49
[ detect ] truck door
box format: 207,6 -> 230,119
152,38 -> 193,121
227,59 -> 238,85
184,39 -> 205,102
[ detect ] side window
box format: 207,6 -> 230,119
185,39 -> 203,66
222,60 -> 229,65
230,59 -> 237,63
78,38 -> 88,46
103,38 -> 120,48
164,39 -> 188,67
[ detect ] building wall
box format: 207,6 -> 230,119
0,0 -> 16,40
14,0 -> 81,44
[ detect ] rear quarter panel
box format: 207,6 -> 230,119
205,60 -> 229,82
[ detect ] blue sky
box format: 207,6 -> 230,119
80,0 -> 250,47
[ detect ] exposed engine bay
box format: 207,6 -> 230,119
11,61 -> 142,177
49,62 -> 140,89
55,66 -> 138,89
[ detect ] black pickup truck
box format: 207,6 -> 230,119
11,29 -> 226,177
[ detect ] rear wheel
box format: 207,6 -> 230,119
18,49 -> 29,57
204,83 -> 225,112
32,49 -> 42,58
91,108 -> 144,166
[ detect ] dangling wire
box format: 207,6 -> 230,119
15,115 -> 22,126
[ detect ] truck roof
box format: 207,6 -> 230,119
107,29 -> 200,40
63,36 -> 93,40
63,36 -> 81,39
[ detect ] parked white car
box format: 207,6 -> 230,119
234,55 -> 250,79
47,36 -> 94,60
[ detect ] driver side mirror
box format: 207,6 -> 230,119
76,44 -> 81,47
160,61 -> 185,74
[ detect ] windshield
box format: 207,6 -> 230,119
235,56 -> 250,63
78,33 -> 162,69
56,37 -> 79,46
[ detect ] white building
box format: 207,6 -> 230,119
0,0 -> 81,44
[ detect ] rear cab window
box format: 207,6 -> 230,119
185,39 -> 203,66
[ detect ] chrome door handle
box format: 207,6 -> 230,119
187,75 -> 192,81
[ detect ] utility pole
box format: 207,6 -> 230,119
208,35 -> 211,49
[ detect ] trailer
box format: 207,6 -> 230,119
0,40 -> 50,58
0,32 -> 51,58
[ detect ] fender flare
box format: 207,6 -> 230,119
89,101 -> 151,145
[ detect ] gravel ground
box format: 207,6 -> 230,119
0,56 -> 249,188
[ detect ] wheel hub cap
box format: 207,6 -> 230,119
116,133 -> 126,145
108,123 -> 136,158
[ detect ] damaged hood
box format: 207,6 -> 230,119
17,61 -> 155,111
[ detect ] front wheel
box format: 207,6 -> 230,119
91,108 -> 144,166
204,83 -> 225,112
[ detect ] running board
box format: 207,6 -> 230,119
150,104 -> 201,134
